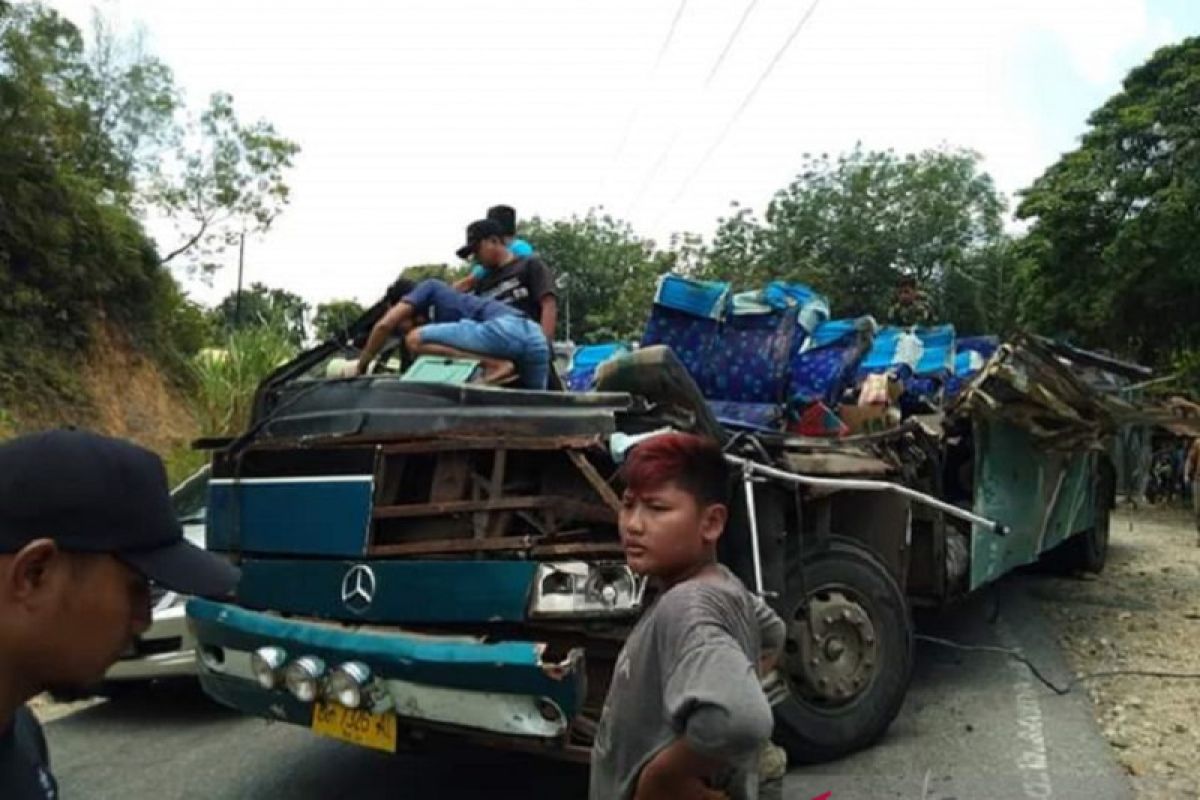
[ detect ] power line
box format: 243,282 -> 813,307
703,0 -> 759,89
653,0 -> 690,74
658,0 -> 823,223
608,0 -> 690,164
626,0 -> 761,216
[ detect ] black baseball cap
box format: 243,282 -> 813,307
486,205 -> 517,237
456,218 -> 505,259
0,430 -> 240,597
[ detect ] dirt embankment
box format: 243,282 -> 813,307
1033,506 -> 1200,800
3,323 -> 197,458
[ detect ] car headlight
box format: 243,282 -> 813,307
529,562 -> 645,618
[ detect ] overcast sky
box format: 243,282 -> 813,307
48,0 -> 1200,310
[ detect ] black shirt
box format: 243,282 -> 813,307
0,706 -> 58,799
473,256 -> 557,327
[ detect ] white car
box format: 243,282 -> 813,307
103,465 -> 209,684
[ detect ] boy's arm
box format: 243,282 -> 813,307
539,295 -> 558,341
355,301 -> 413,375
751,594 -> 787,673
639,627 -> 773,797
635,739 -> 728,800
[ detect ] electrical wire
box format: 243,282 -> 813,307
608,0 -> 690,166
702,0 -> 760,88
657,0 -> 823,223
626,0 -> 761,216
916,634 -> 1200,696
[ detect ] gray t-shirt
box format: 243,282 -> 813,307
589,565 -> 786,800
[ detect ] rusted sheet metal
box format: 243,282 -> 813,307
953,334 -> 1138,449
970,416 -> 1097,589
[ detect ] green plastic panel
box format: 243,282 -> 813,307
399,356 -> 480,384
970,417 -> 1097,590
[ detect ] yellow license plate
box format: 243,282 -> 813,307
311,702 -> 398,753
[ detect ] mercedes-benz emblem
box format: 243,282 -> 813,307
340,564 -> 377,614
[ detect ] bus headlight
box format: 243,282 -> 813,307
284,656 -> 326,703
250,646 -> 288,690
327,661 -> 371,709
529,562 -> 644,618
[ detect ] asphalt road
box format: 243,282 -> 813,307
44,576 -> 1131,800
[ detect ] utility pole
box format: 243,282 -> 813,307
560,273 -> 572,344
234,230 -> 246,328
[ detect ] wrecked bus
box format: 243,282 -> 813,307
188,275 -> 1124,764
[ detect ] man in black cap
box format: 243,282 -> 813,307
455,218 -> 558,341
485,204 -> 534,259
0,430 -> 239,799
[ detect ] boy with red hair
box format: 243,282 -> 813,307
590,433 -> 786,800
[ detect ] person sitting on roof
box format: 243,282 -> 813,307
453,210 -> 558,341
887,275 -> 933,328
349,278 -> 550,389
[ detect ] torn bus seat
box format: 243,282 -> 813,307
697,304 -> 797,404
858,325 -> 956,381
789,318 -> 875,408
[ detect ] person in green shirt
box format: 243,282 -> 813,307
887,275 -> 933,327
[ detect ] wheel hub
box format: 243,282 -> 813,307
788,589 -> 879,705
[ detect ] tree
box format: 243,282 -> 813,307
313,299 -> 365,341
211,283 -> 309,347
694,146 -> 1011,332
154,91 -> 299,274
521,212 -> 666,343
74,11 -> 180,200
398,263 -> 467,285
1016,38 -> 1200,364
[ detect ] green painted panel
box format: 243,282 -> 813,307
970,418 -> 1097,590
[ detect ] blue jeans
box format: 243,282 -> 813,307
418,315 -> 550,389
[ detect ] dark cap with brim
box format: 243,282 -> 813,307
0,430 -> 239,598
121,538 -> 240,597
456,218 -> 505,259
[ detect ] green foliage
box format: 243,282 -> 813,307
521,211 -> 666,343
154,91 -> 300,273
162,442 -> 208,487
313,299 -> 365,341
0,4 -> 179,368
0,3 -> 296,434
188,324 -> 297,436
1017,37 -> 1200,365
211,282 -> 309,347
399,263 -> 467,285
694,146 -> 1013,332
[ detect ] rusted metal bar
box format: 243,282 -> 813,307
485,449 -> 510,539
375,495 -> 616,523
566,450 -> 622,513
375,496 -> 550,519
369,535 -> 536,557
530,542 -> 625,558
379,435 -> 604,455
